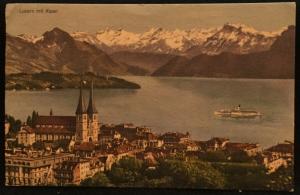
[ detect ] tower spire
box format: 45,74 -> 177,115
87,80 -> 98,115
76,78 -> 87,114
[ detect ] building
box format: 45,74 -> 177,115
75,81 -> 99,143
265,141 -> 294,159
53,158 -> 90,185
224,142 -> 261,156
204,137 -> 229,151
5,152 -> 74,186
34,116 -> 75,142
182,141 -> 199,151
259,151 -> 288,173
98,154 -> 116,171
22,80 -> 100,144
74,142 -> 96,158
160,132 -> 190,145
99,124 -> 121,145
17,126 -> 36,146
113,124 -> 151,141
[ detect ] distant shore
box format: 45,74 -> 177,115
5,72 -> 141,91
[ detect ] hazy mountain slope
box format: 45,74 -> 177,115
153,26 -> 295,79
110,51 -> 176,74
6,28 -> 136,75
6,34 -> 57,73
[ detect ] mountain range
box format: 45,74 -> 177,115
153,25 -> 295,78
6,24 -> 294,78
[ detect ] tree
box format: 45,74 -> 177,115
199,150 -> 228,162
81,172 -> 111,187
107,156 -> 143,186
229,151 -> 254,163
156,158 -> 226,189
212,162 -> 269,190
267,164 -> 294,191
31,110 -> 39,127
26,115 -> 32,127
5,114 -> 22,136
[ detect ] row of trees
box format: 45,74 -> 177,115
5,114 -> 22,138
80,156 -> 293,191
26,110 -> 39,128
5,111 -> 39,139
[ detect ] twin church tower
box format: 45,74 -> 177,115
75,80 -> 99,143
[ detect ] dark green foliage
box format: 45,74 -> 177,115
199,150 -> 228,162
107,156 -> 143,185
157,159 -> 225,189
5,114 -> 22,135
229,151 -> 254,163
6,139 -> 20,148
79,156 -> 292,190
267,164 -> 294,191
26,116 -> 32,127
31,110 -> 39,127
32,141 -> 45,150
212,162 -> 269,190
81,172 -> 111,187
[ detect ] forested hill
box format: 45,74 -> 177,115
5,72 -> 141,90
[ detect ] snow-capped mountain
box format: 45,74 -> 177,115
199,23 -> 282,55
6,27 -> 143,75
69,23 -> 283,56
153,25 -> 295,79
6,25 -> 294,79
71,27 -> 219,55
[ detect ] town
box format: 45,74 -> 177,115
4,81 -> 294,190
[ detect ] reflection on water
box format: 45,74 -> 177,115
5,76 -> 294,147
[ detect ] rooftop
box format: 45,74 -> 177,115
74,142 -> 96,151
225,142 -> 259,150
35,116 -> 76,127
266,142 -> 294,154
34,127 -> 75,134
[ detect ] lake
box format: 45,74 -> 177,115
5,76 -> 294,148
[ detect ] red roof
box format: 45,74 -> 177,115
225,142 -> 259,150
74,142 -> 96,151
35,116 -> 76,127
34,127 -> 74,135
161,132 -> 189,139
266,143 -> 294,154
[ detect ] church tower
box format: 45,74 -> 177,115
87,80 -> 99,142
75,80 -> 88,143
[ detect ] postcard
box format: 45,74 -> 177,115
4,3 -> 295,191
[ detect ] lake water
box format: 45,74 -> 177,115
5,76 -> 294,148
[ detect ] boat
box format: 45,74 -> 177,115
214,105 -> 262,119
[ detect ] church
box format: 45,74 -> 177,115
30,80 -> 100,144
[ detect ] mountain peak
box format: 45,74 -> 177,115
51,27 -> 67,33
41,27 -> 74,45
